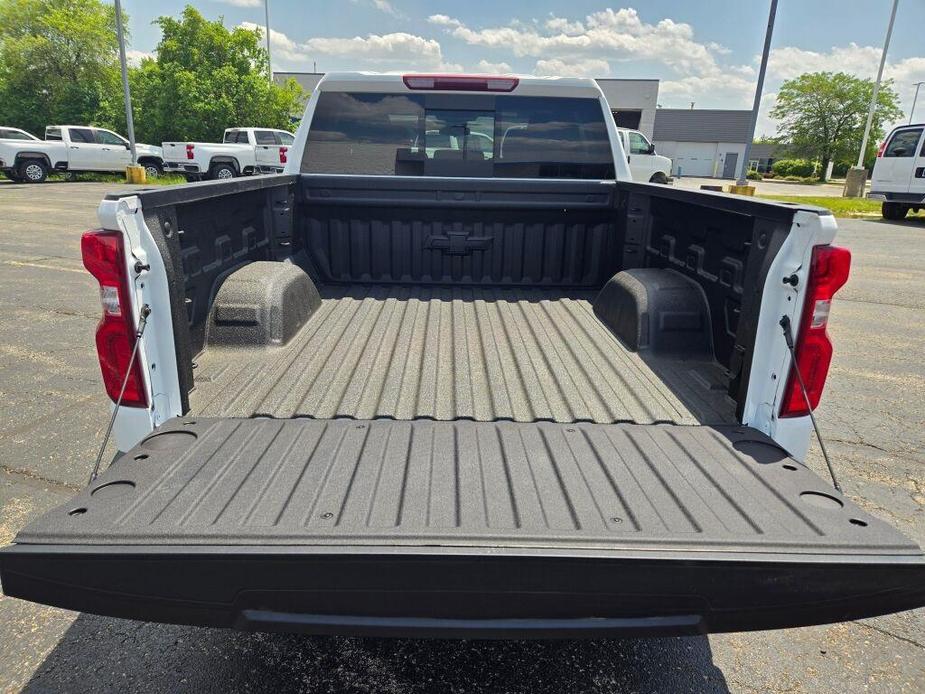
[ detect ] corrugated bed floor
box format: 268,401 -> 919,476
190,286 -> 736,425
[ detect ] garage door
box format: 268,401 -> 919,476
673,143 -> 717,177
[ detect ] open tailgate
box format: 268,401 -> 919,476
2,417 -> 924,638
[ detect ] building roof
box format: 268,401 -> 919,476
653,109 -> 753,143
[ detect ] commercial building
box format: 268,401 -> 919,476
651,109 -> 752,179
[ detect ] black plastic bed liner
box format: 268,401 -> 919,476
2,417 -> 924,637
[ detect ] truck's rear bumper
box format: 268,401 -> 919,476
2,417 -> 923,638
868,191 -> 925,203
163,161 -> 201,173
3,544 -> 924,638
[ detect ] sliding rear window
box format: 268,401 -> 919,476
301,91 -> 614,179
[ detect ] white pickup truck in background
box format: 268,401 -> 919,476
0,125 -> 163,182
0,127 -> 40,141
161,127 -> 295,181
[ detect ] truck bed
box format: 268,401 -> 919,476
190,285 -> 736,425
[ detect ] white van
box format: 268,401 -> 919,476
616,128 -> 672,184
868,123 -> 925,220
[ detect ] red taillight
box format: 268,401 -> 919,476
877,140 -> 887,158
279,146 -> 287,164
779,245 -> 851,418
81,229 -> 148,408
186,144 -> 194,160
402,74 -> 519,92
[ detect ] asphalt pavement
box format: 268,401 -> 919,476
0,181 -> 922,693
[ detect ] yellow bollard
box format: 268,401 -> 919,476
726,184 -> 756,197
125,164 -> 146,184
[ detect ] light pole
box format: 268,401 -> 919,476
264,0 -> 273,83
910,81 -> 925,124
114,0 -> 136,167
736,0 -> 778,187
845,0 -> 899,198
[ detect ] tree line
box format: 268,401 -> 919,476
0,0 -> 304,144
766,71 -> 903,181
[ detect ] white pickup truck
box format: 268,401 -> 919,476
2,73 -> 923,639
161,127 -> 295,181
868,122 -> 925,219
0,126 -> 40,141
0,125 -> 163,183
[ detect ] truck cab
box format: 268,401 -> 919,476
869,124 -> 925,219
616,127 -> 672,183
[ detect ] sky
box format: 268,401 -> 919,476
119,0 -> 925,136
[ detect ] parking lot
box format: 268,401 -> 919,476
0,181 -> 922,693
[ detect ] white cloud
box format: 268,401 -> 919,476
474,59 -> 513,73
429,9 -> 726,78
240,22 -> 461,72
350,0 -> 404,19
534,58 -> 610,78
125,49 -> 154,67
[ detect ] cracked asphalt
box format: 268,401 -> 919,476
0,181 -> 923,693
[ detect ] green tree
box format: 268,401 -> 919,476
770,72 -> 902,181
0,0 -> 122,134
132,6 -> 304,144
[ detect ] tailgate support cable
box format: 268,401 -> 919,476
779,315 -> 842,492
89,304 -> 151,484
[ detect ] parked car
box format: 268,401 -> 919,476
868,123 -> 925,219
161,127 -> 295,180
0,125 -> 163,183
0,127 -> 40,141
2,72 -> 923,639
617,127 -> 672,183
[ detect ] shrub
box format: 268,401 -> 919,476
782,175 -> 818,183
771,159 -> 817,178
831,161 -> 852,178
746,170 -> 763,181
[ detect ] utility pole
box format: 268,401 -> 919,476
737,0 -> 778,186
114,0 -> 136,167
910,81 -> 925,124
857,0 -> 898,167
845,0 -> 898,197
264,0 -> 273,83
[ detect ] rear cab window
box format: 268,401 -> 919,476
302,91 -> 615,179
277,131 -> 295,145
884,128 -> 923,157
45,127 -> 62,141
223,130 -> 250,144
68,128 -> 95,144
254,130 -> 277,145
